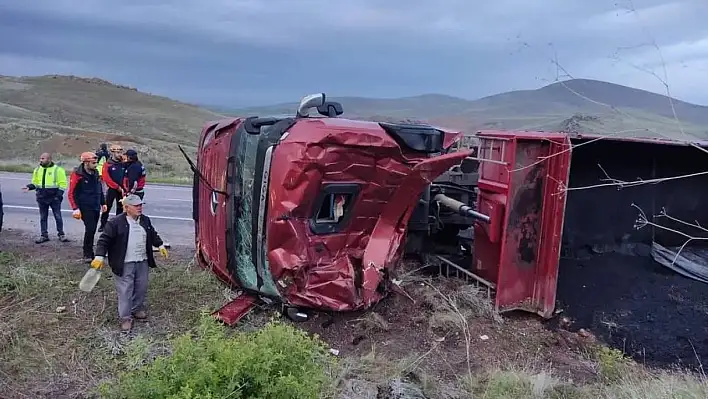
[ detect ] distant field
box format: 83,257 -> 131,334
0,75 -> 223,180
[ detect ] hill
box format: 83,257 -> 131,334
0,75 -> 225,181
227,79 -> 708,141
2,75 -> 708,182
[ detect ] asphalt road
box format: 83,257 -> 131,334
0,172 -> 195,248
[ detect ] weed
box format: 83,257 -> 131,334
596,346 -> 630,381
99,315 -> 335,399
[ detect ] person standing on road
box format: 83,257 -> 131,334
22,153 -> 69,244
91,194 -> 168,331
122,149 -> 146,200
96,143 -> 110,180
68,152 -> 107,262
99,144 -> 127,232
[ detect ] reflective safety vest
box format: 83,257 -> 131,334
97,156 -> 106,177
31,164 -> 68,190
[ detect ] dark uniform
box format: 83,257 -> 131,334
68,158 -> 106,260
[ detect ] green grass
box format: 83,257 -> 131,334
0,163 -> 34,173
458,366 -> 708,399
0,249 -> 227,397
2,246 -> 708,398
99,316 -> 335,399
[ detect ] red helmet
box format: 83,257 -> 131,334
80,152 -> 97,162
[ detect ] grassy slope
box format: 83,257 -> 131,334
3,74 -> 708,184
1,235 -> 707,398
0,75 -> 225,182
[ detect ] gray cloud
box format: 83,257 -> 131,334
1,0 -> 707,106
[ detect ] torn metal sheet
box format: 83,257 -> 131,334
213,294 -> 257,326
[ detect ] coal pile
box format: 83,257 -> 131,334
556,251 -> 708,369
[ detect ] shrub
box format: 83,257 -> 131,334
596,346 -> 629,381
99,315 -> 334,399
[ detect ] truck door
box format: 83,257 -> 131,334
474,133 -> 572,318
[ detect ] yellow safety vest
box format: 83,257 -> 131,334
31,164 -> 68,190
97,156 -> 107,176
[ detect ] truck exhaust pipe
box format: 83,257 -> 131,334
433,193 -> 490,223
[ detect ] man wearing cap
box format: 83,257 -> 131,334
92,194 -> 168,331
68,152 -> 107,262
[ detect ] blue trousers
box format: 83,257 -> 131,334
38,197 -> 64,237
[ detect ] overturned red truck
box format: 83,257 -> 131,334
184,94 -> 483,323
186,93 -> 708,326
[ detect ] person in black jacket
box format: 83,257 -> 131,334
122,149 -> 146,199
68,152 -> 107,262
92,194 -> 168,331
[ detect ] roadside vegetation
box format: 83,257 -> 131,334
0,159 -> 192,186
1,235 -> 707,399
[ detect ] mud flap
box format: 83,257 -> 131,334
212,294 -> 257,326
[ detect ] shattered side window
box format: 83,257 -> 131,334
233,129 -> 280,297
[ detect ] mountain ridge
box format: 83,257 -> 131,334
218,78 -> 708,140
1,74 -> 707,179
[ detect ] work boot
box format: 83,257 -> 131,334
58,234 -> 69,242
120,319 -> 133,332
35,236 -> 49,244
133,310 -> 147,320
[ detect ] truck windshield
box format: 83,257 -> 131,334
232,128 -> 280,297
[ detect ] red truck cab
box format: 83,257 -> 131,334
192,94 -> 471,320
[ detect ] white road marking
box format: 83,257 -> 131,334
2,205 -> 194,221
166,198 -> 192,202
147,186 -> 191,192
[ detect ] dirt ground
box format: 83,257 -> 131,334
556,251 -> 708,369
298,274 -> 598,385
2,228 -> 707,398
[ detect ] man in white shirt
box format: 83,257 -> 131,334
91,194 -> 168,331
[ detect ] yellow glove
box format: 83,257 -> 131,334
90,257 -> 104,270
72,209 -> 82,220
159,246 -> 169,259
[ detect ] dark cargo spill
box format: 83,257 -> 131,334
556,251 -> 708,369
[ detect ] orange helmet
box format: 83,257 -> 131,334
80,152 -> 97,162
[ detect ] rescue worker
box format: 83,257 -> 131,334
68,152 -> 107,262
22,153 -> 69,243
99,144 -> 127,232
95,143 -> 110,179
92,194 -> 168,331
122,149 -> 146,199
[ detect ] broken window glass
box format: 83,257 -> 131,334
232,129 -> 280,297
315,193 -> 352,223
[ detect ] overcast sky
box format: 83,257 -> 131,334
1,0 -> 707,107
